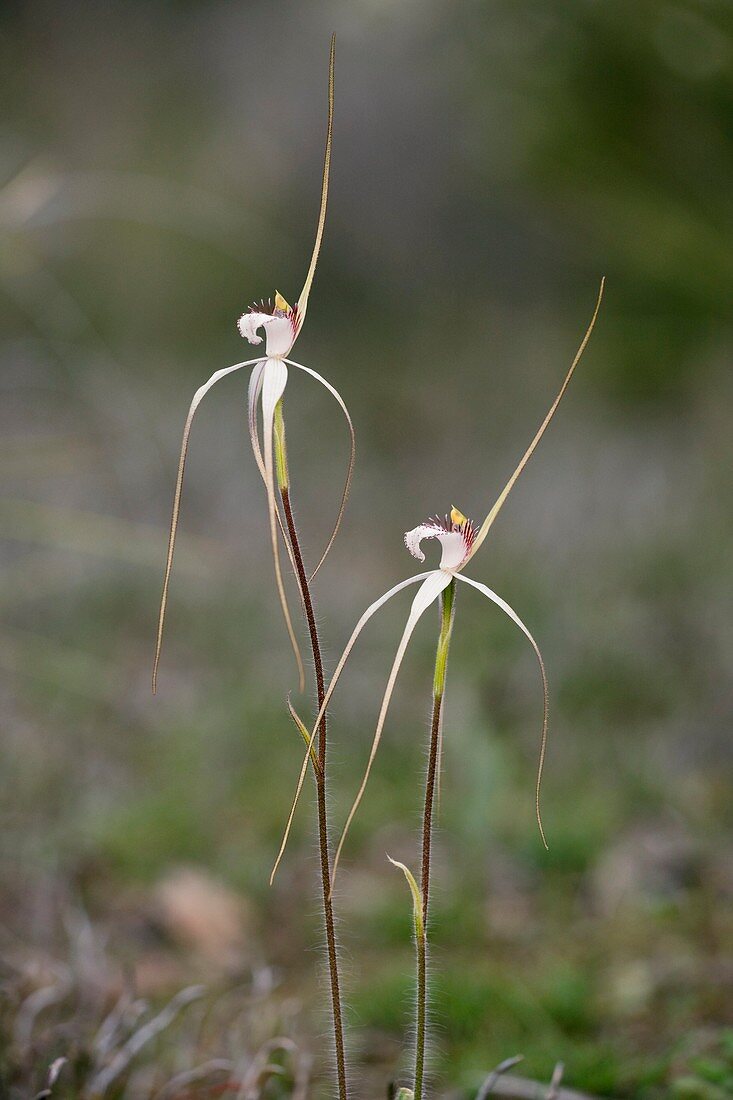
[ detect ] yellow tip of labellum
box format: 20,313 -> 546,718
274,290 -> 291,313
450,506 -> 467,526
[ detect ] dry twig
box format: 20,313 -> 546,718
34,1057 -> 68,1099
546,1062 -> 565,1100
477,1070 -> 609,1100
477,1056 -> 525,1100
86,985 -> 205,1097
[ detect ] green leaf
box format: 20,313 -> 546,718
387,855 -> 424,943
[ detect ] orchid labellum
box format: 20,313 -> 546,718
272,279 -> 605,886
153,35 -> 354,694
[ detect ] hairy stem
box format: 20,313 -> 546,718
416,579 -> 456,1100
274,399 -> 348,1100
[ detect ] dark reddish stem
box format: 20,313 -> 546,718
415,579 -> 456,1098
280,484 -> 348,1100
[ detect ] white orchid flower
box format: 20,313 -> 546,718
272,279 -> 605,885
153,36 -> 354,694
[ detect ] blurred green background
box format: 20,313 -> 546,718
1,1 -> 732,1097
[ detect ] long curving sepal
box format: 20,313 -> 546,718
330,571 -> 453,891
286,358 -> 355,581
153,357 -> 264,694
248,362 -> 303,593
261,360 -> 306,692
456,573 -> 549,848
467,279 -> 605,564
294,34 -> 335,335
270,571 -> 433,885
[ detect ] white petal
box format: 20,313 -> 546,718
404,524 -> 440,563
261,359 -> 305,691
247,361 -> 267,479
238,312 -> 295,358
263,315 -> 296,357
152,357 -> 264,693
238,311 -> 269,345
285,358 -> 355,581
248,361 -> 301,585
437,531 -> 470,570
456,573 -> 549,848
331,570 -> 453,887
270,570 -> 434,885
404,524 -> 468,571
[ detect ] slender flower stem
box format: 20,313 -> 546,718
273,398 -> 348,1100
416,578 -> 456,1100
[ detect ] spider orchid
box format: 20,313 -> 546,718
153,35 -> 354,694
272,279 -> 605,885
